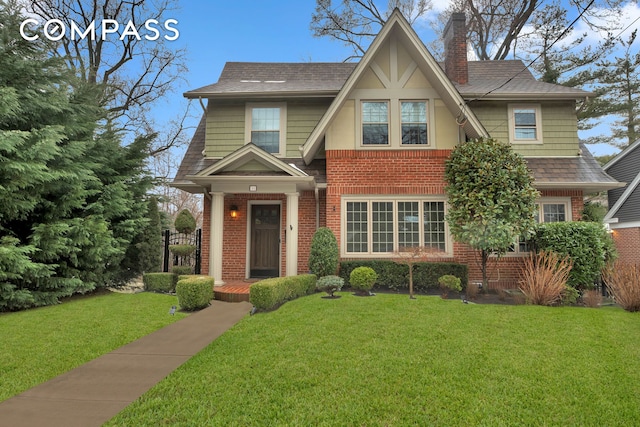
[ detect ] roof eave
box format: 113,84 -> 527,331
184,90 -> 341,100
534,181 -> 626,193
463,93 -> 590,101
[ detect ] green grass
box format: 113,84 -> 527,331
0,291 -> 187,402
107,294 -> 640,426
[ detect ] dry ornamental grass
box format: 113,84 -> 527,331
603,262 -> 640,312
518,250 -> 572,306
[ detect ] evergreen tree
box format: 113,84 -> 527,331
0,2 -> 154,310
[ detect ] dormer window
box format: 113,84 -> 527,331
509,104 -> 542,144
245,103 -> 286,155
362,101 -> 389,145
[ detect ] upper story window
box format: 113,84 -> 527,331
509,104 -> 542,144
401,101 -> 428,145
362,101 -> 389,145
246,103 -> 286,155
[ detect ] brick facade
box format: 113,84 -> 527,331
199,190 -> 326,282
325,149 -> 586,289
612,227 -> 640,265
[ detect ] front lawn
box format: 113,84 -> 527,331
0,291 -> 187,402
107,294 -> 640,426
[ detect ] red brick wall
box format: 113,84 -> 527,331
199,191 -> 325,282
325,149 -> 586,289
612,227 -> 640,265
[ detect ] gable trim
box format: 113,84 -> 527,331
196,143 -> 307,178
604,171 -> 640,222
603,138 -> 640,171
299,9 -> 488,165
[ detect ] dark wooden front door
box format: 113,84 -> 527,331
250,204 -> 280,278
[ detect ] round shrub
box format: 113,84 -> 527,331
176,276 -> 214,311
350,266 -> 377,294
316,275 -> 344,297
174,209 -> 196,234
438,275 -> 462,292
171,265 -> 192,276
308,227 -> 339,277
169,244 -> 196,257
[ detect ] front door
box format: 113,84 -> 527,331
250,204 -> 280,278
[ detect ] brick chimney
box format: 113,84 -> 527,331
443,13 -> 468,85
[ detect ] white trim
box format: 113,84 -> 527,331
508,103 -> 543,145
246,200 -> 283,279
210,192 -> 225,285
604,172 -> 640,222
603,138 -> 640,171
340,195 -> 452,258
610,220 -> 640,229
245,102 -> 287,156
285,192 -> 300,276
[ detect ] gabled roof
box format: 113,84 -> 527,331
300,9 -> 488,164
184,62 -> 357,99
604,139 -> 640,222
193,143 -> 309,178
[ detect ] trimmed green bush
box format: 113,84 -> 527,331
308,227 -> 339,277
316,275 -> 344,297
531,222 -> 607,289
350,267 -> 377,294
249,274 -> 317,312
174,209 -> 196,234
176,276 -> 214,311
169,244 -> 196,257
340,260 -> 468,293
142,272 -> 177,293
171,266 -> 192,275
438,275 -> 462,292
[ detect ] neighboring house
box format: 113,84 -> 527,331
172,10 -> 621,287
604,139 -> 640,265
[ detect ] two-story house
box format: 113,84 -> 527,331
172,10 -> 620,287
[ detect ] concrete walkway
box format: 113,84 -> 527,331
0,300 -> 252,427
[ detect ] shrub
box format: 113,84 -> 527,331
171,266 -> 192,276
438,275 -> 462,296
176,276 -> 214,311
561,285 -> 580,306
350,267 -> 377,295
518,251 -> 572,306
142,272 -> 177,293
582,289 -> 603,308
174,209 -> 196,234
316,275 -> 344,297
249,274 -> 317,312
603,262 -> 640,312
168,244 -> 196,257
531,222 -> 606,289
308,227 -> 339,277
339,260 -> 468,293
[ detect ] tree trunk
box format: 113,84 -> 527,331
409,265 -> 415,299
481,249 -> 489,291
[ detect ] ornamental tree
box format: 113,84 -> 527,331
444,137 -> 538,288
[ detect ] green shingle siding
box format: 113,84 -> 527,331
472,101 -> 580,157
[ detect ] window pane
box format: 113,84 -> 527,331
423,202 -> 446,251
543,204 -> 566,223
398,201 -> 419,248
251,131 -> 279,153
401,102 -> 428,145
372,202 -> 394,252
363,102 -> 388,145
514,110 -> 536,126
346,202 -> 368,253
252,108 -> 280,130
515,128 -> 536,139
251,108 -> 280,153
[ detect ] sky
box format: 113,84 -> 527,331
163,0 -> 640,157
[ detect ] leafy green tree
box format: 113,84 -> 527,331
445,138 -> 539,288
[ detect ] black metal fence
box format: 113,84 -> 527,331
162,229 -> 202,274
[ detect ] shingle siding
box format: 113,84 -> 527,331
606,143 -> 640,221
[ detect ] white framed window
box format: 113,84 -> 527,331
510,199 -> 570,254
245,103 -> 286,155
400,101 -> 428,145
508,104 -> 542,144
362,101 -> 389,145
343,197 -> 449,256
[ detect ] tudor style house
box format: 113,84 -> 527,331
604,139 -> 640,265
173,10 -> 620,287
